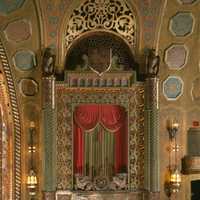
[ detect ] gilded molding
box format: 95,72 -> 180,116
65,0 -> 137,47
0,40 -> 21,199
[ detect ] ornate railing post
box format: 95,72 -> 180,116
144,49 -> 160,199
42,48 -> 56,200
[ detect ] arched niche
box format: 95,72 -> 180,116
58,0 -> 140,69
62,31 -> 140,80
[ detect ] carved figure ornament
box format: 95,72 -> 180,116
42,47 -> 56,76
146,49 -> 160,77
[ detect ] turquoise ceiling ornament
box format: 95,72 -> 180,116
163,76 -> 184,100
13,50 -> 37,71
170,12 -> 194,37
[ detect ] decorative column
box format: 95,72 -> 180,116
144,49 -> 160,199
42,48 -> 56,200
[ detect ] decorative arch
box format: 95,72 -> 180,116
0,40 -> 22,200
57,0 -> 140,68
65,0 -> 137,48
64,31 -> 139,76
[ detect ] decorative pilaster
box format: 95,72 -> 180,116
144,77 -> 160,194
42,76 -> 56,192
42,47 -> 56,193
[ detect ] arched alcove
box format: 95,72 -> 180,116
58,0 -> 139,69
64,31 -> 140,79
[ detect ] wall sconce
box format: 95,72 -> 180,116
27,121 -> 37,197
165,119 -> 181,197
28,121 -> 36,153
169,167 -> 181,193
167,119 -> 179,140
27,169 -> 37,189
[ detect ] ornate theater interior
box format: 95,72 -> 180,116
0,0 -> 200,200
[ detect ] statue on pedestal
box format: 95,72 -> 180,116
146,49 -> 160,78
42,47 -> 56,76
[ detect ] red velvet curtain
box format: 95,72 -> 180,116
74,104 -> 127,175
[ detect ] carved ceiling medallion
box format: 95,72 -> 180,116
65,0 -> 136,47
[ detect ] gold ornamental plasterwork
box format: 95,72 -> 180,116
56,86 -> 144,190
65,0 -> 137,47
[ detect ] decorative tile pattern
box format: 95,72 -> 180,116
138,0 -> 162,46
165,44 -> 188,69
191,77 -> 200,101
4,19 -> 31,42
178,0 -> 198,4
19,78 -> 38,96
0,0 -> 25,15
13,50 -> 37,71
163,76 -> 184,100
170,12 -> 194,37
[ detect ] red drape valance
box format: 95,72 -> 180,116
74,104 -> 128,175
74,104 -> 126,132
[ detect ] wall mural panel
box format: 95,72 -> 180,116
56,86 -> 144,191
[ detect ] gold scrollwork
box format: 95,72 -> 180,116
65,0 -> 136,47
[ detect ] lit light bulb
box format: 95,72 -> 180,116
27,170 -> 37,189
28,146 -> 36,153
170,168 -> 181,193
